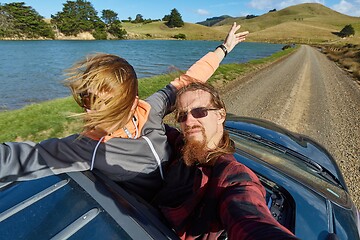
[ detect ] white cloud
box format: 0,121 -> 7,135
249,0 -> 274,10
196,9 -> 210,16
332,0 -> 353,13
277,0 -> 325,9
249,0 -> 325,10
330,0 -> 360,16
211,2 -> 242,8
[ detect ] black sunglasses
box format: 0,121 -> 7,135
79,92 -> 95,109
79,92 -> 113,110
176,107 -> 219,123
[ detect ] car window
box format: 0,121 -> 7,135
230,133 -> 351,208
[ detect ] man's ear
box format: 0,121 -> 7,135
218,108 -> 226,124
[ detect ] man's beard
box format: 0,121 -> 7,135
182,126 -> 209,166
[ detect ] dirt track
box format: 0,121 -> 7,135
222,45 -> 360,209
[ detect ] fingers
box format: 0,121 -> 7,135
230,22 -> 241,34
236,31 -> 249,37
222,22 -> 250,53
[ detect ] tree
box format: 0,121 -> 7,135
0,2 -> 54,38
108,19 -> 127,39
134,14 -> 144,23
51,0 -> 103,37
0,5 -> 16,37
245,14 -> 257,19
339,24 -> 355,37
101,9 -> 118,25
165,8 -> 184,28
162,14 -> 170,21
100,9 -> 126,39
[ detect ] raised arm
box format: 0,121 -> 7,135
146,23 -> 249,116
171,22 -> 249,89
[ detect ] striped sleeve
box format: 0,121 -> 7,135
218,161 -> 299,240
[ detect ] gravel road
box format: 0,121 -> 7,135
222,45 -> 360,209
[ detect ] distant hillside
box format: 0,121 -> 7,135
122,3 -> 359,44
122,21 -> 226,41
196,15 -> 235,27
212,3 -> 360,44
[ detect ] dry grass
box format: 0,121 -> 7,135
121,3 -> 360,46
319,44 -> 360,81
122,22 -> 226,40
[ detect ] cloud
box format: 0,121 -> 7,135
248,0 -> 274,10
210,2 -> 242,8
249,0 -> 325,10
332,0 -> 360,16
196,9 -> 210,16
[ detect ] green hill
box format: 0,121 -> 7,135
122,21 -> 226,41
214,3 -> 360,44
123,3 -> 359,44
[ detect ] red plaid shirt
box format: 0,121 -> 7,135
154,126 -> 298,240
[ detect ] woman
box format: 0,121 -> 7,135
0,23 -> 248,201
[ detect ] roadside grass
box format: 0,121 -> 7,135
0,47 -> 297,143
319,44 -> 360,81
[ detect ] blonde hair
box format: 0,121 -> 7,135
176,82 -> 235,164
64,53 -> 138,133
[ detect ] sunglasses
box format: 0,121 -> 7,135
79,92 -> 95,109
79,92 -> 113,109
176,107 -> 219,123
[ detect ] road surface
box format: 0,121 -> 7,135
222,45 -> 360,208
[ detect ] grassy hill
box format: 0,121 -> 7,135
122,3 -> 360,44
122,21 -> 226,40
214,3 -> 360,44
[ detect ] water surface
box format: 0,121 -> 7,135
0,40 -> 283,110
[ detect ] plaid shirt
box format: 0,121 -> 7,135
154,126 -> 298,240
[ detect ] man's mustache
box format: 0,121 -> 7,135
184,125 -> 203,135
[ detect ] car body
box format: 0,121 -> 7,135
0,116 -> 359,239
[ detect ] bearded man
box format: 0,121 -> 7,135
153,82 -> 299,240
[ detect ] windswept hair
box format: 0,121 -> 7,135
175,82 -> 235,164
64,53 -> 138,133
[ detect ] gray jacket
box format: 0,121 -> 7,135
0,52 -> 220,201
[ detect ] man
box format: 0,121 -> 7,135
154,82 -> 298,239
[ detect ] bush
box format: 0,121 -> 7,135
172,33 -> 186,39
92,29 -> 107,39
339,24 -> 355,37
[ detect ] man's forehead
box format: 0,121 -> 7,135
179,90 -> 211,106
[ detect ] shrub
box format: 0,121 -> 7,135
339,24 -> 355,37
172,33 -> 186,39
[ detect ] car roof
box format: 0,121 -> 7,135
0,171 -> 178,240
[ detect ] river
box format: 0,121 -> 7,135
0,40 -> 283,110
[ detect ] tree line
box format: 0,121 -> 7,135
0,1 -> 184,40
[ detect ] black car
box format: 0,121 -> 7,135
0,116 -> 359,239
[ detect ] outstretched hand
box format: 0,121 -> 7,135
223,22 -> 249,53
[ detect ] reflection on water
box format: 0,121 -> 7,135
0,40 -> 283,110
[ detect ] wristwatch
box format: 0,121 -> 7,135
216,44 -> 228,57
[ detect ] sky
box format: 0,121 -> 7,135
1,0 -> 360,23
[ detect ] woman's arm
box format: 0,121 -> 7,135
171,22 -> 249,89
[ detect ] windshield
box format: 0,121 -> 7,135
229,132 -> 352,208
